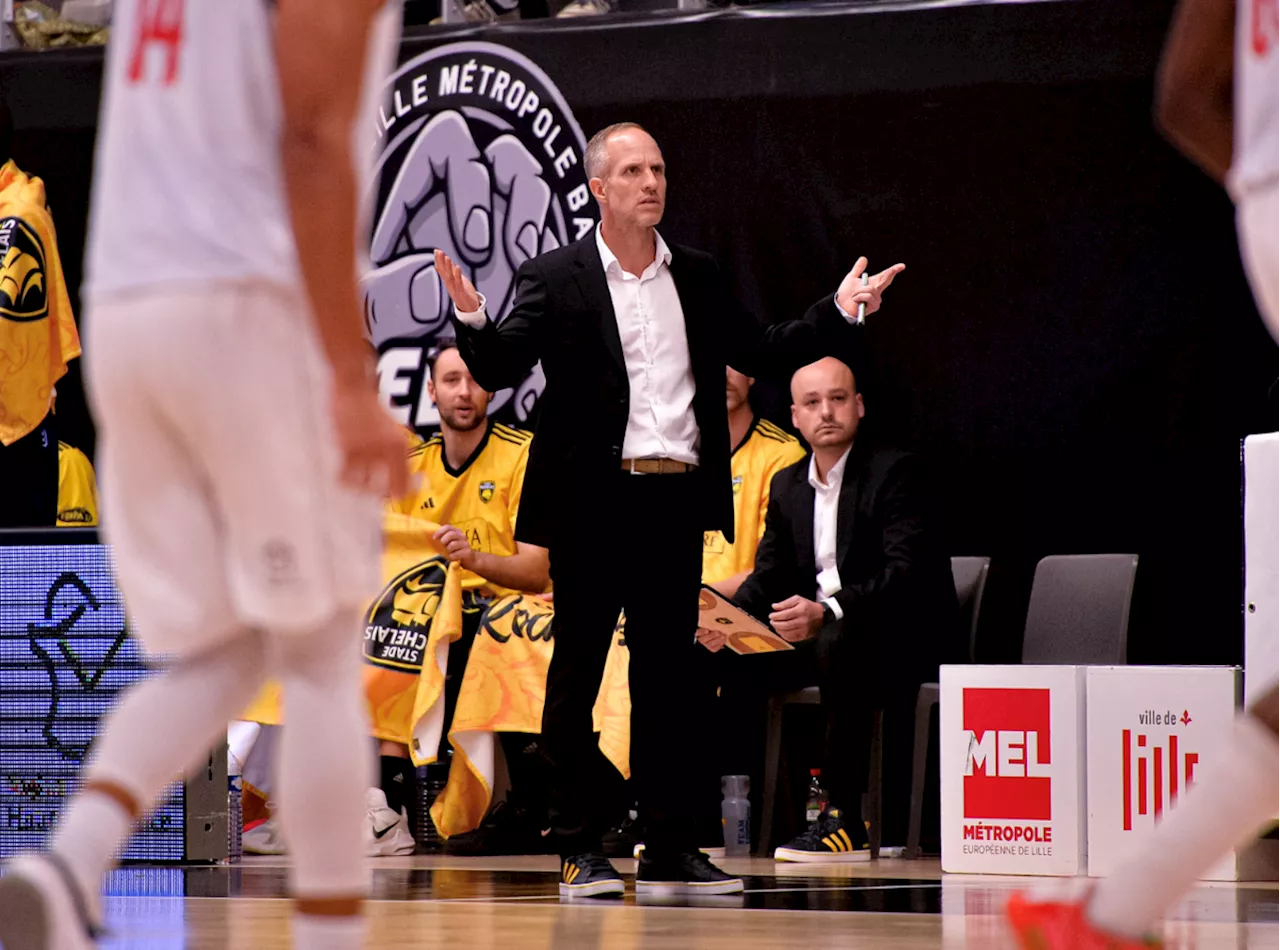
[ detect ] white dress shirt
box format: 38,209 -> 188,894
593,227 -> 700,464
810,446 -> 853,621
454,226 -> 700,464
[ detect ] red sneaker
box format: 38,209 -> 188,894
1006,891 -> 1164,950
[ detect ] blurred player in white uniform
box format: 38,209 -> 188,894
0,2 -> 407,949
1009,1 -> 1279,947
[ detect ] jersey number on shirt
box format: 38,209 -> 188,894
127,0 -> 185,85
1254,0 -> 1279,56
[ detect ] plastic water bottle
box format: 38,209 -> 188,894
805,769 -> 828,825
721,775 -> 751,856
227,773 -> 243,863
414,763 -> 448,853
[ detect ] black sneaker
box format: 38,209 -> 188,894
559,852 -> 624,899
601,811 -> 642,859
773,806 -> 870,863
443,799 -> 553,856
635,850 -> 744,896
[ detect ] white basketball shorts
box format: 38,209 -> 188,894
84,280 -> 382,658
1237,181 -> 1279,341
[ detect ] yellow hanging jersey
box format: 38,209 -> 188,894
703,418 -> 807,585
56,441 -> 98,527
388,420 -> 532,597
0,161 -> 80,445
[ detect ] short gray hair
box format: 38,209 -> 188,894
584,121 -> 647,181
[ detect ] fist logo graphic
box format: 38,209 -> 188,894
364,43 -> 598,433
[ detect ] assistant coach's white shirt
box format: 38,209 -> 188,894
810,445 -> 852,621
454,228 -> 864,464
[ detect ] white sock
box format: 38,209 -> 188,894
292,913 -> 365,950
273,608 -> 373,897
47,793 -> 131,921
1087,713 -> 1279,938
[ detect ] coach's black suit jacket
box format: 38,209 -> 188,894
735,442 -> 960,691
452,233 -> 848,549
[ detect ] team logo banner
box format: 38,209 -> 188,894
1085,666 -> 1240,879
941,665 -> 1086,876
364,42 -> 599,435
0,217 -> 49,322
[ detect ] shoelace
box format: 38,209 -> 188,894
794,814 -> 846,847
573,853 -> 618,876
684,850 -> 721,872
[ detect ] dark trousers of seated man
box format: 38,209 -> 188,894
713,620 -> 927,850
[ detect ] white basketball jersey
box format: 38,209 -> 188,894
1228,0 -> 1279,201
84,0 -> 400,298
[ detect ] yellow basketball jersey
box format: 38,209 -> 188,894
389,421 -> 531,597
703,418 -> 807,585
56,441 -> 98,527
0,162 -> 80,445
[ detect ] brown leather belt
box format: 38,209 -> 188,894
621,458 -> 697,475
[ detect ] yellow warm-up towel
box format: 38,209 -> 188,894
430,596 -> 632,838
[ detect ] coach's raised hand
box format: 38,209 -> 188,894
435,248 -> 483,315
836,256 -> 906,319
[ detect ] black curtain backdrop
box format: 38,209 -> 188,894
570,82 -> 1279,669
6,3 -> 1276,668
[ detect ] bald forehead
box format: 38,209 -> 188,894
606,128 -> 662,165
790,357 -> 855,400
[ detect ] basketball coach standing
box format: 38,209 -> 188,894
435,122 -> 903,899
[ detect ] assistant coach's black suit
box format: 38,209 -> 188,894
730,442 -> 959,844
453,233 -> 849,857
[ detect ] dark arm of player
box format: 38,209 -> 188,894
828,455 -> 944,630
1155,0 -> 1236,184
450,260 -> 547,393
465,542 -> 551,594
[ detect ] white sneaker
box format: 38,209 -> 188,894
242,816 -> 288,856
364,788 -> 416,857
0,854 -> 100,950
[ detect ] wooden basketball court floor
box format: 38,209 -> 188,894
89,855 -> 1277,949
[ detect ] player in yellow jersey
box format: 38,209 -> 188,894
703,367 -> 807,598
371,341 -> 554,856
47,387 -> 99,528
56,441 -> 98,527
388,347 -> 546,599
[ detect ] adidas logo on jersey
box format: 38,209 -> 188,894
420,498 -> 436,509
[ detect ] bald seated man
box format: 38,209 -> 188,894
712,356 -> 958,862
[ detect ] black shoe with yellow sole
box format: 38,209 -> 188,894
559,852 -> 624,899
773,806 -> 871,863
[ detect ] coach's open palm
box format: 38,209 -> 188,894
435,248 -> 481,314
